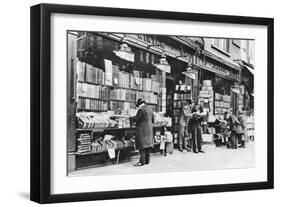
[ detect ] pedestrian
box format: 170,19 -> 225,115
191,103 -> 206,153
129,98 -> 154,167
237,110 -> 247,148
225,111 -> 243,149
178,100 -> 194,152
222,112 -> 231,147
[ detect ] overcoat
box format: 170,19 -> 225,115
130,105 -> 154,150
237,116 -> 247,141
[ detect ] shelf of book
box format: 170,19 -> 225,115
75,145 -> 135,156
78,96 -> 136,104
77,108 -> 108,112
78,80 -> 159,94
76,125 -> 166,132
76,142 -> 161,156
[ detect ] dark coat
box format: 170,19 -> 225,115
237,116 -> 247,141
130,105 -> 154,150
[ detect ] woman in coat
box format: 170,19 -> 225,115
237,111 -> 247,148
225,111 -> 244,149
130,98 -> 154,166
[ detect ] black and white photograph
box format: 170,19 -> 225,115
28,2 -> 274,204
67,31 -> 255,176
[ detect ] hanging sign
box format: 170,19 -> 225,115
182,71 -> 196,80
114,50 -> 135,62
155,64 -> 171,73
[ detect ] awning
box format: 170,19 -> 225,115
244,65 -> 255,75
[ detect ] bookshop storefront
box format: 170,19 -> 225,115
194,55 -> 240,120
68,32 -> 201,170
67,32 -> 243,171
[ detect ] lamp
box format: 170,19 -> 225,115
154,53 -> 171,73
231,82 -> 240,94
113,35 -> 135,62
182,63 -> 196,80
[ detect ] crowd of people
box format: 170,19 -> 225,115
178,100 -> 248,153
129,98 -> 248,167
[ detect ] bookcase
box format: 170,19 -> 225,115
73,59 -> 167,168
76,60 -> 161,113
172,83 -> 192,146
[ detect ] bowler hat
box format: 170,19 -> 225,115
136,98 -> 146,107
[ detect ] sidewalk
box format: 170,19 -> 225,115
69,141 -> 255,177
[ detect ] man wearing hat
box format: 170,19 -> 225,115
130,98 -> 154,166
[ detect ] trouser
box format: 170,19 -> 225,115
192,125 -> 202,152
231,132 -> 238,148
237,134 -> 245,147
139,148 -> 151,164
178,123 -> 187,149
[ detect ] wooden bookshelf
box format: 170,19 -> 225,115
78,80 -> 159,94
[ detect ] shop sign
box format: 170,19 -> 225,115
205,61 -> 238,80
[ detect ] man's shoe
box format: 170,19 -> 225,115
193,151 -> 198,154
133,162 -> 144,167
183,147 -> 191,152
199,150 -> 205,153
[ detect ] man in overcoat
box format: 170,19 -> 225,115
178,100 -> 194,152
130,98 -> 154,166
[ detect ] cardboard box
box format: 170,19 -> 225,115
203,80 -> 212,87
202,134 -> 213,143
166,142 -> 174,154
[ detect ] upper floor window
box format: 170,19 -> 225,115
213,38 -> 230,54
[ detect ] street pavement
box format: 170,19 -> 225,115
69,141 -> 255,177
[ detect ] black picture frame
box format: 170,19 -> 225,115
30,3 -> 274,204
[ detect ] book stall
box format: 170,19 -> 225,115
67,32 -> 254,171
74,55 -> 172,168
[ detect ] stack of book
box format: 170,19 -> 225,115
110,88 -> 127,100
91,139 -> 135,153
151,81 -> 160,93
174,93 -> 191,101
135,91 -> 157,104
77,133 -> 91,153
112,65 -> 120,86
143,78 -> 152,92
85,64 -> 105,85
78,98 -> 109,111
125,90 -> 136,102
77,83 -> 110,99
214,93 -> 231,119
173,100 -> 187,108
104,59 -> 113,86
198,80 -> 214,114
119,71 -> 130,89
77,61 -> 86,81
76,112 -> 118,129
